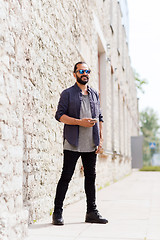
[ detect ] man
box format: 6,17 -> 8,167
52,61 -> 108,225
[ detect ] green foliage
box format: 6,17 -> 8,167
98,186 -> 103,191
140,107 -> 160,139
134,70 -> 148,93
140,107 -> 160,165
50,208 -> 53,216
104,182 -> 110,187
140,166 -> 160,171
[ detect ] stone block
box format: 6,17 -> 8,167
14,195 -> 23,209
13,161 -> 23,175
0,160 -> 13,175
0,72 -> 5,87
1,123 -> 12,141
23,116 -> 34,134
23,163 -> 33,174
0,196 -> 8,212
7,197 -> 15,213
8,145 -> 23,161
0,95 -> 9,108
1,55 -> 10,69
24,134 -> 31,149
16,128 -> 24,144
12,176 -> 23,191
29,149 -> 38,161
28,174 -> 35,186
0,214 -> 8,236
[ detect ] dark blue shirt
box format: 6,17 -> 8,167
55,83 -> 104,147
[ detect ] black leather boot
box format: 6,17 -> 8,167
85,210 -> 108,224
52,210 -> 64,225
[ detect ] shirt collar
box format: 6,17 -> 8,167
87,85 -> 91,93
74,83 -> 91,93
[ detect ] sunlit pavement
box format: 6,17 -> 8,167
25,170 -> 160,240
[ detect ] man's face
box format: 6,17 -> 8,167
74,63 -> 90,85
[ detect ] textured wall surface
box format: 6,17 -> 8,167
0,0 -> 139,239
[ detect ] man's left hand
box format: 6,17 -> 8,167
95,145 -> 103,154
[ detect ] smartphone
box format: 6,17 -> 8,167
90,118 -> 98,123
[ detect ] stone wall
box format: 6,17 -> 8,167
0,0 -> 139,239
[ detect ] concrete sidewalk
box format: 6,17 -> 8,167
25,170 -> 160,240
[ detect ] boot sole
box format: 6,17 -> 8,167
85,219 -> 108,224
52,221 -> 64,225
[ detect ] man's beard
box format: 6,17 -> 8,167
76,75 -> 89,85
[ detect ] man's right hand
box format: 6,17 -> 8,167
59,115 -> 96,127
78,118 -> 96,127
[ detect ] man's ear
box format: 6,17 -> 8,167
73,72 -> 76,78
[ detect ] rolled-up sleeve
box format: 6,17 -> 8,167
55,90 -> 69,121
99,109 -> 104,122
96,92 -> 104,122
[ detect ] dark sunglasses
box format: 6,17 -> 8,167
76,69 -> 91,74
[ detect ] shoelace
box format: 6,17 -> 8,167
94,210 -> 102,217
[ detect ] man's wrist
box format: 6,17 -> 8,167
100,137 -> 103,142
74,118 -> 81,125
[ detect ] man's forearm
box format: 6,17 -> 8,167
99,121 -> 103,144
59,114 -> 95,128
59,114 -> 80,125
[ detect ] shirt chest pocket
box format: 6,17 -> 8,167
68,100 -> 76,116
68,95 -> 80,117
90,97 -> 99,117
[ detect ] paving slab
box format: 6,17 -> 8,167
25,170 -> 160,240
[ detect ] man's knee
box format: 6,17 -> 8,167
60,171 -> 73,183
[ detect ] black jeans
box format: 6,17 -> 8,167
54,150 -> 97,213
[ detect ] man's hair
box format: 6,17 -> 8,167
73,61 -> 88,73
